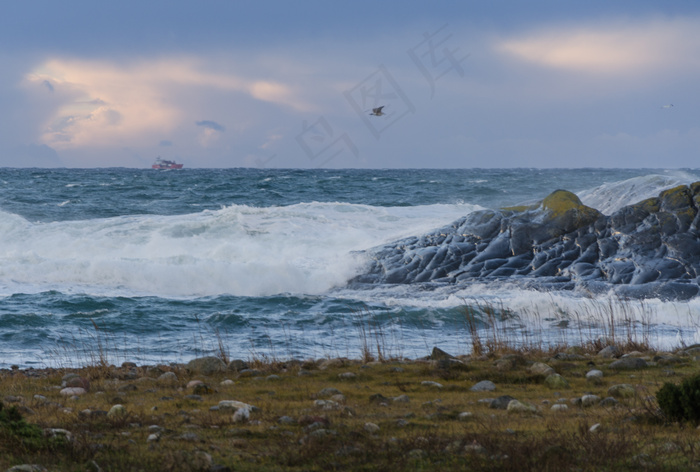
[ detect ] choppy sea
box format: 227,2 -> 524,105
2,167 -> 700,368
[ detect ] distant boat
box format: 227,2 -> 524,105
152,157 -> 183,170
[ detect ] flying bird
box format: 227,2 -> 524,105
661,104 -> 674,109
369,106 -> 385,116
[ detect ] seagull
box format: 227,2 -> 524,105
661,104 -> 674,109
369,106 -> 385,116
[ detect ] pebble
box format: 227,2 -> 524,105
421,380 -> 443,388
60,387 -> 86,396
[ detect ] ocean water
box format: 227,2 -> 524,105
1,167 -> 700,368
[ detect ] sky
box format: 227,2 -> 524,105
1,1 -> 699,169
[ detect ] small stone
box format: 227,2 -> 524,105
147,432 -> 161,442
551,404 -> 568,412
218,400 -> 257,412
598,345 -> 621,358
44,428 -> 73,442
278,416 -> 296,424
600,397 -> 619,407
369,393 -> 389,404
7,465 -> 49,472
392,394 -> 410,403
581,395 -> 601,407
529,362 -> 555,376
364,422 -> 380,433
589,423 -> 602,433
65,376 -> 90,391
586,369 -> 604,384
330,394 -> 346,404
60,387 -> 86,396
227,359 -> 248,372
193,384 -> 214,395
318,387 -> 342,397
490,395 -> 516,410
544,374 -> 570,389
338,372 -> 356,380
266,375 -> 281,381
186,356 -> 226,375
608,384 -> 636,399
238,368 -> 263,377
186,380 -> 203,388
458,412 -> 474,420
107,404 -> 127,418
220,379 -> 235,386
507,400 -> 537,414
421,380 -> 443,388
470,380 -> 496,392
232,408 -> 250,423
609,358 -> 647,370
156,372 -> 178,386
314,400 -> 340,410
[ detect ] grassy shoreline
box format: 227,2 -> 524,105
3,340 -> 700,471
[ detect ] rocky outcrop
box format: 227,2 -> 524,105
350,184 -> 700,300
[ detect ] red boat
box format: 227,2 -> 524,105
152,157 -> 183,170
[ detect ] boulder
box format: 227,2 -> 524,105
544,374 -> 570,389
349,183 -> 700,301
186,356 -> 226,375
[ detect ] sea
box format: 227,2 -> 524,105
2,167 -> 700,369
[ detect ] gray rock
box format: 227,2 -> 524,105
186,356 -> 225,375
507,400 -> 537,414
470,380 -> 496,392
107,404 -> 127,418
586,369 -> 604,380
598,345 -> 621,358
60,387 -> 86,396
318,387 -> 342,397
364,422 -> 380,433
600,397 -> 619,407
156,372 -> 178,386
609,358 -> 648,370
544,374 -> 570,389
551,404 -> 568,412
227,359 -> 248,372
349,184 -> 700,301
421,380 -> 443,388
278,416 -> 296,424
6,466 -> 49,472
458,412 -> 474,420
608,384 -> 636,398
218,400 -> 257,412
490,395 -> 516,410
529,362 -> 555,376
429,347 -> 455,360
581,395 -> 601,407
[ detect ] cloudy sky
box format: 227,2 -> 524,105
1,1 -> 699,168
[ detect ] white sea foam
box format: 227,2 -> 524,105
0,202 -> 481,297
578,171 -> 698,215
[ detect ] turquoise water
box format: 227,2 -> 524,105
1,167 -> 699,367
